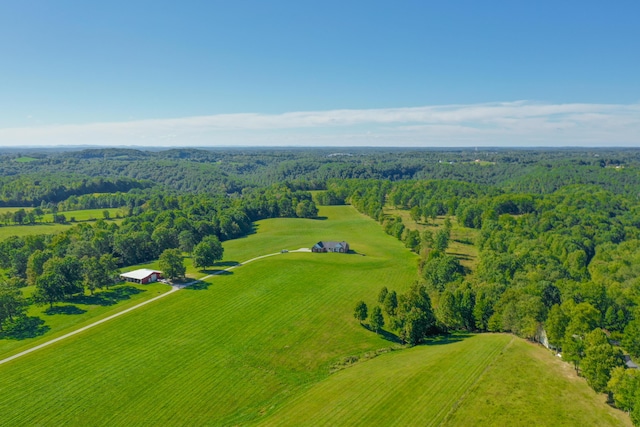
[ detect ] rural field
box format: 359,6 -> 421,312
0,207 -> 124,220
0,222 -> 72,239
0,206 -> 630,425
0,208 -> 124,240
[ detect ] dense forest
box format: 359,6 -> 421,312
1,147 -> 640,423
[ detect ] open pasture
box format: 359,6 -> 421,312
47,207 -> 125,222
0,222 -> 71,239
0,208 -> 124,240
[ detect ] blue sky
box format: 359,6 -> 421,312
1,1 -> 639,147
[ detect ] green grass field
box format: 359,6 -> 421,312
443,337 -> 630,426
0,206 -> 418,425
0,282 -> 171,359
48,208 -> 125,222
0,207 -> 124,220
261,334 -> 629,426
13,156 -> 39,163
0,206 -> 630,425
0,208 -> 124,240
0,207 -> 34,214
0,222 -> 72,239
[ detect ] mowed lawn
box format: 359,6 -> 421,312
0,206 -> 419,425
0,282 -> 171,359
443,337 -> 632,427
261,334 -> 629,427
260,334 -> 512,426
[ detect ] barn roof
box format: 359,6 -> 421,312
120,269 -> 161,280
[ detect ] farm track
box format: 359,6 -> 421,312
0,248 -> 310,367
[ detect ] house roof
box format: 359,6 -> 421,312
120,269 -> 162,280
314,241 -> 348,249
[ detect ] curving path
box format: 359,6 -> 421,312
0,248 -> 310,367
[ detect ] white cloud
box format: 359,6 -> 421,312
0,101 -> 639,147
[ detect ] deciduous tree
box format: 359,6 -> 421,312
0,282 -> 27,331
581,329 -> 623,392
378,287 -> 388,304
192,235 -> 224,269
159,248 -> 186,280
370,306 -> 384,333
354,301 -> 368,325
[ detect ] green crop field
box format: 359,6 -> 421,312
0,206 -> 629,426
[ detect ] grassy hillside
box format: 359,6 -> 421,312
443,337 -> 631,426
262,334 -> 630,426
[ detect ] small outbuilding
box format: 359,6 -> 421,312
312,241 -> 350,253
120,269 -> 163,284
624,355 -> 639,369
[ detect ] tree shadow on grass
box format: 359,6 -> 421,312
45,305 -> 87,315
200,269 -> 234,276
69,285 -> 145,306
421,333 -> 473,346
311,216 -> 328,220
447,252 -> 474,261
347,250 -> 365,256
361,324 -> 402,344
214,261 -> 241,267
232,225 -> 259,239
1,316 -> 50,340
185,281 -> 210,290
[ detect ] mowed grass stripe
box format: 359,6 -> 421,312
258,334 -> 513,426
441,338 -> 632,427
0,206 -> 419,426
